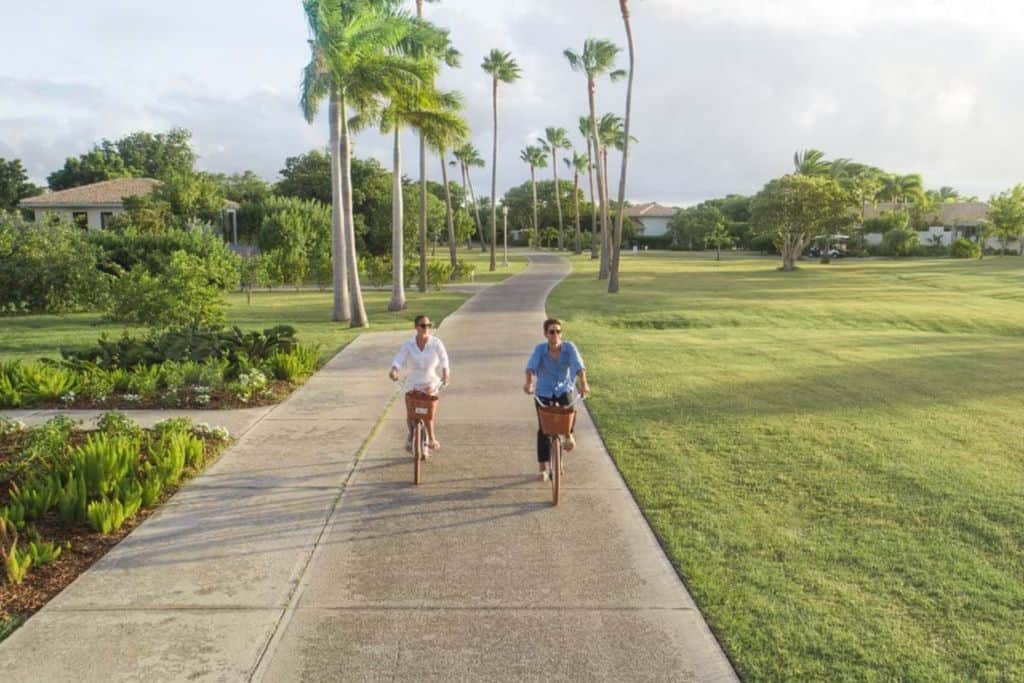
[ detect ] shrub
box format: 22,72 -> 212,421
951,238 -> 980,259
148,433 -> 187,486
8,476 -> 61,521
107,250 -> 230,329
631,234 -> 673,250
1,519 -> 32,585
139,466 -> 163,507
96,411 -> 143,440
27,540 -> 62,566
361,255 -> 391,288
0,213 -> 111,314
88,228 -> 240,289
882,226 -> 920,257
451,259 -> 476,282
71,433 -> 137,499
749,234 -> 777,254
86,497 -> 133,535
17,363 -> 80,404
0,502 -> 26,531
266,344 -> 320,382
426,261 -> 453,290
56,471 -> 87,523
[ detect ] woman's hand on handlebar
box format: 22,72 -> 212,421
523,381 -> 535,395
388,367 -> 399,382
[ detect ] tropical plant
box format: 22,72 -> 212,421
793,148 -> 830,176
610,0 -> 637,293
56,470 -> 88,523
87,497 -> 134,535
481,49 -> 522,271
578,116 -> 599,258
1,518 -> 31,585
451,143 -> 487,250
565,38 -> 624,279
565,151 -> 588,254
540,127 -> 572,250
8,476 -> 61,521
27,540 -> 62,566
986,184 -> 1024,254
520,146 -> 547,248
951,237 -> 981,259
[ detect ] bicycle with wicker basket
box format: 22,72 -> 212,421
404,386 -> 444,485
535,393 -> 585,505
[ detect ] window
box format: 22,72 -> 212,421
72,212 -> 88,230
100,212 -> 114,229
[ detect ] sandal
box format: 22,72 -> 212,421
563,435 -> 576,452
429,439 -> 441,450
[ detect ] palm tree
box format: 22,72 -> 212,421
301,6 -> 349,322
579,116 -> 598,259
609,0 -> 636,293
565,39 -> 624,280
793,148 -> 829,176
520,145 -> 547,248
419,95 -> 470,269
481,49 -> 522,272
540,127 -> 572,250
566,151 -> 588,254
452,143 -> 486,250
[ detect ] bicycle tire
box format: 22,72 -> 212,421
413,420 -> 423,485
550,436 -> 561,506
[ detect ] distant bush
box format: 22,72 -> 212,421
88,228 -> 239,289
0,212 -> 112,314
750,234 -> 778,254
882,226 -> 919,257
951,238 -> 980,259
631,234 -> 673,250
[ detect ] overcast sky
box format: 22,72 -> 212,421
2,1 -> 1023,205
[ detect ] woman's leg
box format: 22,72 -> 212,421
535,396 -> 554,473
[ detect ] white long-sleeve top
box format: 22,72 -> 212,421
391,335 -> 450,391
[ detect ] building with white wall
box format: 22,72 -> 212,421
623,202 -> 679,237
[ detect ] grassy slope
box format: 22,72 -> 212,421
0,253 -> 527,363
548,252 -> 1024,680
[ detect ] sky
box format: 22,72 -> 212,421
2,0 -> 1023,205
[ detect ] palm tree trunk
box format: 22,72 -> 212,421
609,0 -> 636,294
530,165 -> 539,249
589,80 -> 609,280
458,164 -> 473,250
418,133 -> 428,292
602,149 -> 612,270
389,126 -> 406,311
586,136 -> 598,259
465,164 -> 486,251
329,89 -> 351,322
441,152 -> 457,268
340,92 -> 367,327
573,171 -> 582,254
552,150 -> 564,251
489,77 -> 498,271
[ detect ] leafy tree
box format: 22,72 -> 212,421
108,196 -> 176,234
882,224 -> 919,257
257,196 -> 331,288
0,212 -> 111,313
216,170 -> 272,204
985,184 -> 1024,255
239,255 -> 269,305
47,129 -> 195,190
275,149 -> 332,204
705,221 -> 734,261
0,158 -> 41,211
669,203 -> 723,250
88,228 -> 240,290
482,49 -> 522,272
565,38 -> 624,279
152,171 -> 228,225
862,210 -> 910,236
751,174 -> 855,271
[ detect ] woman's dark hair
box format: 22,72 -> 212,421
543,318 -> 562,333
414,314 -> 430,327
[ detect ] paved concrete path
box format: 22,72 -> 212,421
0,256 -> 736,681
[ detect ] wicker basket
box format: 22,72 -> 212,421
405,390 -> 439,421
538,404 -> 576,436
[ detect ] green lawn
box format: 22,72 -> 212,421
434,247 -> 528,283
549,252 -> 1024,680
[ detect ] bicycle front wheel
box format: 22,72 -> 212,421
413,420 -> 423,485
550,436 -> 561,506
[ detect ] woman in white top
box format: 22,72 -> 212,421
389,315 -> 450,451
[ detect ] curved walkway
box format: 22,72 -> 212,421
0,255 -> 736,681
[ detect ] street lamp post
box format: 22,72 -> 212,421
502,205 -> 509,267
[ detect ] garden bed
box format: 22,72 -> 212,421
0,414 -> 231,642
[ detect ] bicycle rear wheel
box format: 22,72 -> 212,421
550,436 -> 561,506
413,420 -> 423,485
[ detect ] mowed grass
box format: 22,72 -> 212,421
549,252 -> 1024,680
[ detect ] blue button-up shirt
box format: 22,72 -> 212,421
526,341 -> 585,398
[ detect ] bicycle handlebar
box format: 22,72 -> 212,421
534,392 -> 586,410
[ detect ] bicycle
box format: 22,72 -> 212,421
402,382 -> 445,485
535,393 -> 585,506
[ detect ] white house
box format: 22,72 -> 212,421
861,201 -> 1020,251
19,177 -> 241,242
623,202 -> 678,237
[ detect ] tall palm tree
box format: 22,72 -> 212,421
566,151 -> 587,254
540,127 -> 572,251
609,0 -> 637,293
481,49 -> 522,272
301,6 -> 349,322
579,116 -> 598,259
565,39 -> 624,279
452,143 -> 486,250
419,95 -> 470,269
308,0 -> 427,327
520,145 -> 547,249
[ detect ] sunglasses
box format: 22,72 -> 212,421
417,323 -> 432,329
546,328 -> 562,335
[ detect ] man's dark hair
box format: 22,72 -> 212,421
543,318 -> 562,333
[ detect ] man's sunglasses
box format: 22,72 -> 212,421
546,328 -> 562,335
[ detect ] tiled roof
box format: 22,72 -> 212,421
862,201 -> 988,225
19,178 -> 161,208
623,202 -> 679,218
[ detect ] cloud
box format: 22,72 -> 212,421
2,1 -> 1024,203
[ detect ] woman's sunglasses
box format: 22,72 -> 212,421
417,323 -> 432,329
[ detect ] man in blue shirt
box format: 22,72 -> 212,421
523,317 -> 590,481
